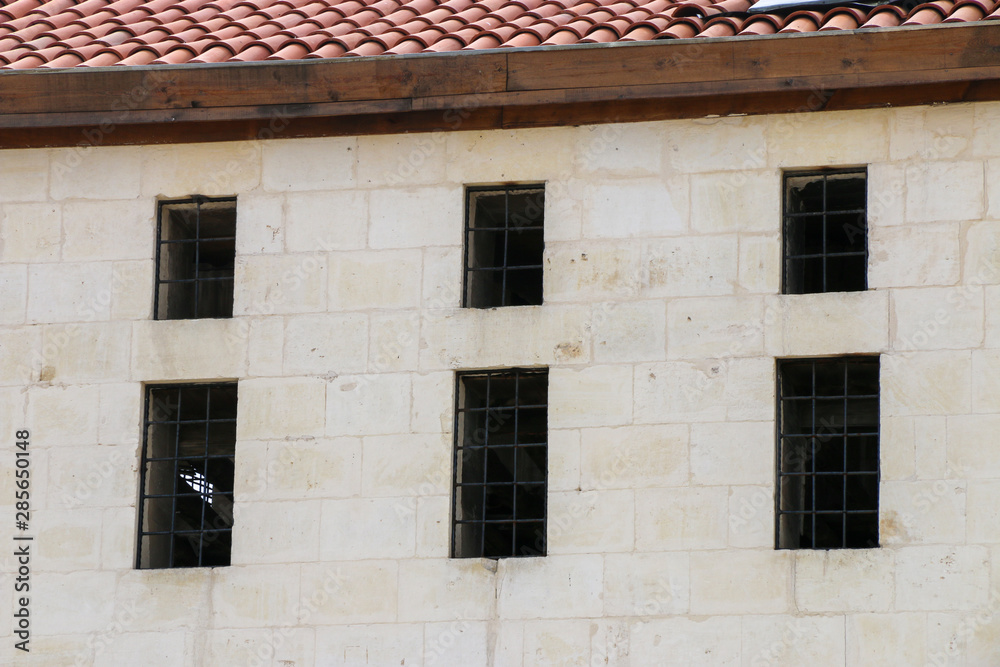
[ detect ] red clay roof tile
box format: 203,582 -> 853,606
0,0 -> 991,69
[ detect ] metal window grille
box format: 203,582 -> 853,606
782,169 -> 867,294
137,383 -> 238,569
463,185 -> 545,308
776,357 -> 880,549
452,368 -> 548,558
154,196 -> 237,319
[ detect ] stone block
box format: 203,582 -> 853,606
97,382 -> 142,445
883,350 -> 970,416
49,145 -> 141,200
34,571 -> 117,635
26,384 -> 99,447
625,616 -> 741,666
575,121 -> 663,177
41,321 -> 131,383
211,564 -> 301,627
47,445 -> 135,508
967,482 -> 1000,544
142,141 -> 260,198
131,319 -> 247,381
640,236 -> 739,298
591,300 -> 667,363
914,415 -> 947,479
0,327 -> 39,385
234,193 -> 284,255
410,371 -> 453,434
691,169 -> 779,234
738,233 -> 781,294
237,377 -> 326,440
263,437 -> 361,500
285,190 -> 367,252
881,416 -> 915,481
261,136 -> 356,191
110,260 -> 155,320
867,161 -> 907,227
27,261 -> 113,323
668,115 -> 767,173
690,421 -> 772,486
416,495 -> 450,557
988,159 -> 1000,221
369,311 -> 420,372
234,253 -> 328,315
320,497 -> 415,559
299,561 -> 397,625
0,148 -> 48,202
889,105 -> 973,161
869,222 -> 961,288
362,433 -> 450,498
689,550 -> 790,615
358,132 -> 449,186
549,428 -> 581,492
62,199 -> 154,262
972,349 -> 1000,412
425,621 -> 488,667
398,559 -> 497,622
232,499 -> 321,565
329,249 -> 422,310
100,506 -> 137,570
764,291 -> 889,356
326,373 -> 411,436
446,126 -> 576,183
846,613 -> 927,667
767,108 -> 889,167
633,360 -> 727,424
283,312 -> 368,376
422,245 -> 463,309
497,555 -> 603,620
247,316 -> 283,378
1,201 -> 61,262
895,546 -> 990,611
114,568 -> 212,632
728,485 -> 774,548
947,414 -> 1000,478
905,160 -> 984,222
369,186 -> 462,249
635,486 -> 728,551
881,480 -> 966,546
579,424 -> 688,490
892,286 -> 983,351
668,296 -> 765,360
962,221 -> 1000,286
522,619 -> 592,667
315,624 -> 424,667
794,549 -> 894,612
0,264 -> 27,325
198,629 -> 273,667
549,365 -> 632,429
545,242 -> 642,302
580,176 -> 688,239
741,615 -> 846,667
603,552 -> 689,616
547,489 -> 634,554
33,509 -> 102,572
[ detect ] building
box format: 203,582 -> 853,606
1,0 -> 1000,664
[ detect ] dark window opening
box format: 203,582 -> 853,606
776,357 -> 880,550
155,196 -> 236,319
452,368 -> 548,558
464,186 -> 544,308
137,383 -> 237,569
783,169 -> 867,294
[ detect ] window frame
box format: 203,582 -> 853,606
775,356 -> 881,550
462,184 -> 545,309
136,381 -> 238,569
781,167 -> 868,295
153,195 -> 238,320
451,367 -> 549,559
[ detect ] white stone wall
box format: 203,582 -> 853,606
1,102 -> 1000,666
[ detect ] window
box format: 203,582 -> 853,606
155,196 -> 237,319
782,169 -> 867,294
464,185 -> 544,308
452,368 -> 548,558
776,357 -> 880,549
137,383 -> 237,568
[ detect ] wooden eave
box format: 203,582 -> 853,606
0,22 -> 998,148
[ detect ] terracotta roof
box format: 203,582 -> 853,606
0,0 -> 995,69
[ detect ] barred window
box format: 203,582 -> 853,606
155,196 -> 236,319
776,357 -> 880,549
452,368 -> 548,558
137,383 -> 237,569
464,185 -> 544,308
783,169 -> 867,294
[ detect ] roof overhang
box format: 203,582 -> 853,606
1,22 -> 998,149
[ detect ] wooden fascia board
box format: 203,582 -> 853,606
0,22 -> 998,147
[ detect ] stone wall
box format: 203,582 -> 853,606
1,102 -> 999,666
